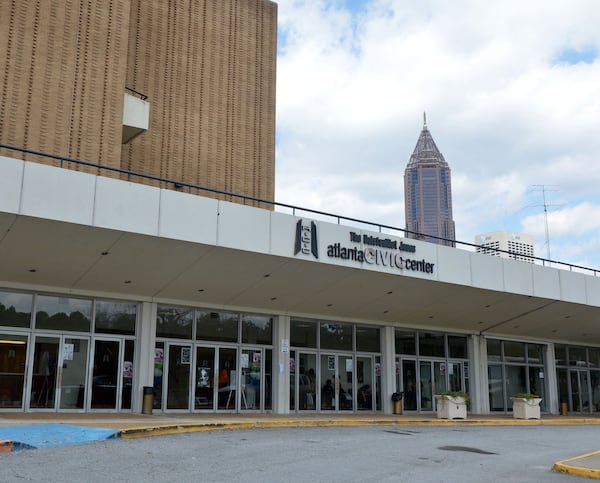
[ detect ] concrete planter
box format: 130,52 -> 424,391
434,395 -> 467,419
511,397 -> 542,419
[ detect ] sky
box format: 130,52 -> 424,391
273,0 -> 600,271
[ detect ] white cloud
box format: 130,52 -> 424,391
275,0 -> 600,268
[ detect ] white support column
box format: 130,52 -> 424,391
469,335 -> 489,414
544,343 -> 559,414
272,315 -> 290,414
381,326 -> 396,414
133,301 -> 157,413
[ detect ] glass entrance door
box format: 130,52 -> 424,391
571,370 -> 591,412
356,356 -> 373,411
241,349 -> 262,411
91,339 -> 120,410
0,334 -> 28,409
166,343 -> 192,410
319,354 -> 354,411
29,335 -> 89,410
59,337 -> 88,410
217,347 -> 237,410
30,336 -> 59,409
195,346 -> 216,410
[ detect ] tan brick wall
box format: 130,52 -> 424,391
0,0 -> 131,175
122,0 -> 277,204
1,0 -> 276,204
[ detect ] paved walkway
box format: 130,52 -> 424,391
1,412 -> 600,478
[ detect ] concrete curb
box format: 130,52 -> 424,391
119,416 -> 600,439
553,450 -> 600,480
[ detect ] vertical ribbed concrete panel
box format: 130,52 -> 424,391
122,0 -> 277,205
0,1 -> 131,175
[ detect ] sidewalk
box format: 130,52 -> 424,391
1,412 -> 600,478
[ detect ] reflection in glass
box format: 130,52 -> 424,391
591,371 -> 600,412
434,361 -> 448,396
30,337 -> 59,409
241,349 -> 261,410
217,348 -> 237,410
264,349 -> 272,410
290,319 -> 317,348
156,305 -> 193,339
153,342 -> 164,410
122,340 -> 134,410
402,360 -> 417,411
487,339 -> 501,361
0,291 -> 32,328
0,335 -> 27,408
340,356 -> 353,411
196,310 -> 238,343
242,314 -> 272,345
320,323 -> 352,351
297,353 -> 316,410
419,361 -> 433,410
166,344 -> 191,410
395,330 -> 416,355
419,333 -> 444,357
195,347 -> 215,410
91,340 -> 120,409
59,338 -> 88,409
569,347 -> 587,367
36,295 -> 92,332
356,327 -> 380,352
320,354 -> 335,410
505,365 -> 527,410
357,356 -> 372,411
95,301 -> 137,335
504,341 -> 526,362
488,365 -> 504,411
448,336 -> 467,359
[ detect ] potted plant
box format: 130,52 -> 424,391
391,392 -> 403,415
511,393 -> 542,419
434,391 -> 470,419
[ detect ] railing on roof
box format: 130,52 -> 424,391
1,142 -> 598,277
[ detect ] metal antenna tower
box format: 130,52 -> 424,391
531,185 -> 559,260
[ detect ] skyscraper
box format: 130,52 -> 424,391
0,0 -> 277,205
404,114 -> 456,246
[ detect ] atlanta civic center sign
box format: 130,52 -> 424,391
294,219 -> 435,275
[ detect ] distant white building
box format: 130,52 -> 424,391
475,231 -> 535,263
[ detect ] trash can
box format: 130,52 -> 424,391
142,386 -> 154,415
560,402 -> 568,416
393,400 -> 403,415
392,392 -> 403,415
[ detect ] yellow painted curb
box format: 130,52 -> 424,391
553,450 -> 600,480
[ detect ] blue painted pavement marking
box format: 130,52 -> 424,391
0,424 -> 120,450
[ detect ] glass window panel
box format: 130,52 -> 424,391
290,319 -> 317,348
196,310 -> 239,343
0,291 -> 32,328
503,341 -> 525,362
153,342 -> 164,410
156,305 -> 193,339
591,371 -> 600,413
589,349 -> 600,369
555,345 -> 567,366
95,300 -> 137,335
418,332 -> 444,357
395,330 -> 416,355
320,322 -> 352,351
487,339 -> 501,361
356,326 -> 380,353
0,334 -> 28,408
505,365 -> 527,410
569,346 -> 587,367
241,314 -> 272,345
35,295 -> 92,332
448,336 -> 467,359
527,344 -> 543,364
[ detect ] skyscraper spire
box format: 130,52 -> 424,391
404,115 -> 456,247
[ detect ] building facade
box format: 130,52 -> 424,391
0,0 -> 277,204
476,231 -> 535,263
404,114 -> 456,246
1,156 -> 600,416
